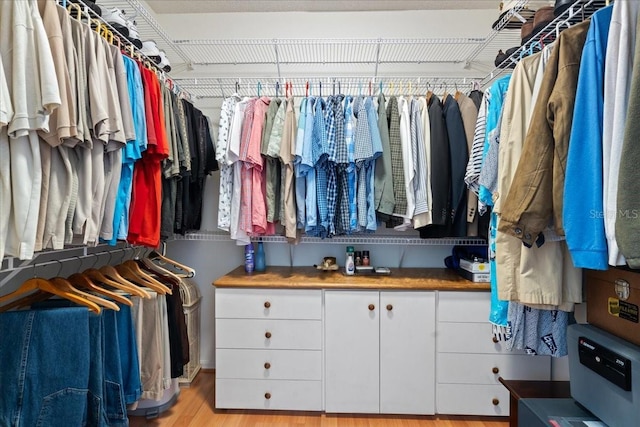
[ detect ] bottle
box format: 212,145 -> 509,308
354,251 -> 362,266
244,243 -> 254,273
255,239 -> 266,272
345,246 -> 355,276
362,250 -> 370,266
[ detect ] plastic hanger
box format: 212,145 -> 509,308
379,81 -> 383,96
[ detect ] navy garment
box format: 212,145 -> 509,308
443,95 -> 469,237
419,95 -> 451,238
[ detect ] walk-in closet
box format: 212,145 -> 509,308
1,0 -> 637,426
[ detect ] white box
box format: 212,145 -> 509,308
459,258 -> 490,273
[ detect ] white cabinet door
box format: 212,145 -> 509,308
380,292 -> 435,415
325,290 -> 380,413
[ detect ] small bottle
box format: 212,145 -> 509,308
354,251 -> 362,266
244,243 -> 255,273
362,251 -> 370,266
255,239 -> 266,272
345,246 -> 355,276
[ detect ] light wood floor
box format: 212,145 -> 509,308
129,371 -> 509,427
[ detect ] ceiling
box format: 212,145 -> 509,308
144,0 -> 502,14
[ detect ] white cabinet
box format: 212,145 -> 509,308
325,291 -> 435,415
215,288 -> 323,411
436,292 -> 551,416
325,290 -> 380,413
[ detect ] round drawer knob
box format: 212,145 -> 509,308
492,367 -> 499,374
265,392 -> 271,400
386,304 -> 393,311
492,398 -> 500,406
492,336 -> 499,343
265,332 -> 272,339
368,304 -> 375,311
264,362 -> 271,369
264,301 -> 271,308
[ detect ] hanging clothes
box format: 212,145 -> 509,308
375,93 -> 395,222
603,0 -> 640,266
564,5 -> 613,270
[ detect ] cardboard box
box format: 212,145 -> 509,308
585,268 -> 640,347
457,268 -> 490,283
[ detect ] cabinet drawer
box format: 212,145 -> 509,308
215,379 -> 322,411
216,349 -> 322,380
437,322 -> 508,353
216,319 -> 321,350
216,288 -> 322,320
437,353 -> 550,384
437,383 -> 509,416
438,291 -> 490,323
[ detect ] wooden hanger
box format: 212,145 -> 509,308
0,277 -> 102,314
138,258 -> 182,284
67,274 -> 129,308
148,249 -> 195,278
84,268 -> 150,299
51,277 -> 119,311
116,261 -> 172,295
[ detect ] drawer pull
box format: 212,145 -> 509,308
492,367 -> 499,374
265,332 -> 272,339
368,304 -> 375,311
265,392 -> 271,400
386,304 -> 393,311
492,336 -> 499,343
492,398 -> 499,406
264,301 -> 271,308
264,362 -> 271,369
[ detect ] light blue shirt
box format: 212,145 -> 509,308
479,74 -> 511,208
303,98 -> 317,232
103,56 -> 146,245
365,98 -> 383,231
294,98 -> 307,229
344,96 -> 358,232
564,5 -> 613,270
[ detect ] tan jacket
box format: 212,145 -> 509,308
495,53 -> 581,309
498,21 -> 590,246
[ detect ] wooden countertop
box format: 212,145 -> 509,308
213,266 -> 490,291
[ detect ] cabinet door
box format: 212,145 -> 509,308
380,291 -> 435,415
325,290 -> 380,413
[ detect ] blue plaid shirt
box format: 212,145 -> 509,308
324,96 -> 338,236
311,98 -> 328,237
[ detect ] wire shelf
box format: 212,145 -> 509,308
480,0 -> 603,87
174,75 -> 483,99
173,231 -> 487,246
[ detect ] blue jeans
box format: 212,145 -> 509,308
115,303 -> 142,405
0,307 -> 94,427
28,302 -> 130,427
